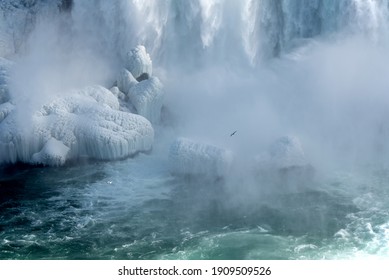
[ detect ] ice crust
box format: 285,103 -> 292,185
256,136 -> 309,170
0,85 -> 154,166
128,77 -> 163,124
254,136 -> 314,188
117,68 -> 137,95
0,57 -> 11,103
31,137 -> 70,166
125,45 -> 152,80
0,43 -> 164,167
117,46 -> 163,124
169,137 -> 233,178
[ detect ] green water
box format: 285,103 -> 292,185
0,155 -> 388,260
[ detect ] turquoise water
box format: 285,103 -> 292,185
1,153 -> 388,260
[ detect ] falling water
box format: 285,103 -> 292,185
1,0 -> 389,259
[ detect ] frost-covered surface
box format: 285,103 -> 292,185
116,46 -> 164,124
256,136 -> 309,170
117,68 -> 137,95
0,85 -> 154,166
0,0 -> 63,57
125,45 -> 152,80
169,137 -> 233,178
0,102 -> 14,123
253,136 -> 314,188
0,57 -> 12,103
31,137 -> 70,166
128,77 -> 163,124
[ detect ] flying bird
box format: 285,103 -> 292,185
230,130 -> 237,137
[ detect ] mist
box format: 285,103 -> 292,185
9,9 -> 118,135
3,0 -> 389,260
7,0 -> 389,187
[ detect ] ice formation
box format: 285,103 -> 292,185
117,68 -> 137,95
31,137 -> 70,166
169,137 -> 233,178
0,85 -> 154,166
254,136 -> 314,186
125,45 -> 152,80
0,57 -> 11,103
257,136 -> 309,170
116,46 -> 163,124
127,77 -> 163,124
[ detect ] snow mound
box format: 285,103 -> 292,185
169,137 -> 233,178
0,101 -> 14,122
128,76 -> 163,124
31,137 -> 70,166
116,46 -> 164,123
117,68 -> 137,94
256,136 -> 309,170
125,45 -> 152,80
254,136 -> 314,189
0,85 -> 154,166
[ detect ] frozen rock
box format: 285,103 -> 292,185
117,46 -> 163,123
116,68 -> 137,94
254,136 -> 314,187
0,57 -> 12,104
128,76 -> 163,124
260,136 -> 309,169
31,138 -> 70,166
0,85 -> 154,166
0,101 -> 14,122
110,86 -> 126,100
169,137 -> 233,178
125,45 -> 152,80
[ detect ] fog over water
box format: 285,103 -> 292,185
1,0 -> 389,259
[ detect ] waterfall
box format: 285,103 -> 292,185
69,0 -> 389,67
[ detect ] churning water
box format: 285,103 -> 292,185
1,153 -> 389,259
2,0 -> 389,259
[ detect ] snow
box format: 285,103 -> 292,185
256,136 -> 309,170
116,68 -> 137,95
31,137 -> 70,166
0,102 -> 13,122
253,136 -> 314,188
0,57 -> 12,103
125,45 -> 152,80
169,137 -> 233,178
116,46 -> 164,124
127,76 -> 163,124
0,85 -> 154,166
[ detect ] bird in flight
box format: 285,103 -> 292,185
230,130 -> 237,137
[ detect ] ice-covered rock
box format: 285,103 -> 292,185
31,137 -> 70,166
116,68 -> 137,94
128,76 -> 163,124
259,136 -> 309,170
254,136 -> 314,187
110,86 -> 126,100
169,137 -> 233,178
125,45 -> 152,80
0,85 -> 154,166
116,46 -> 164,123
0,101 -> 14,122
0,57 -> 12,104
